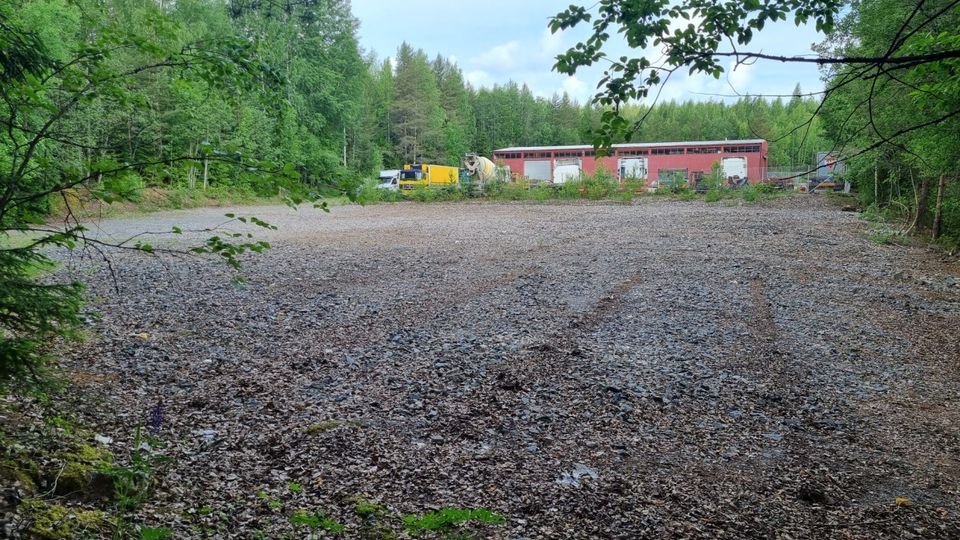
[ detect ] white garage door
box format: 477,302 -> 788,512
722,157 -> 747,180
618,158 -> 648,179
553,158 -> 581,184
523,160 -> 551,181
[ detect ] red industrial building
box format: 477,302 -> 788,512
492,139 -> 768,187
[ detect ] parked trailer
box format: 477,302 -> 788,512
399,163 -> 459,193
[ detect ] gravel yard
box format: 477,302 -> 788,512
55,197 -> 960,538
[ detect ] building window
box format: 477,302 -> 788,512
686,147 -> 720,154
652,148 -> 684,155
722,145 -> 761,153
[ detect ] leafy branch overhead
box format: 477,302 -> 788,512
550,0 -> 960,150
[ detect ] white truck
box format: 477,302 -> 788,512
377,169 -> 400,190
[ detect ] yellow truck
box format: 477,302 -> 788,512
399,163 -> 459,193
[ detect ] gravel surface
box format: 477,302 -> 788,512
53,197 -> 960,538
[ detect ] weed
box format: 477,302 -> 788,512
256,490 -> 284,511
350,496 -> 387,518
402,507 -> 505,536
306,420 -> 340,434
868,231 -> 897,245
138,526 -> 173,539
288,482 -> 303,493
612,188 -> 634,203
290,509 -> 345,535
704,189 -> 723,203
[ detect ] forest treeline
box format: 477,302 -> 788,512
2,0 -> 957,237
4,0 -> 826,200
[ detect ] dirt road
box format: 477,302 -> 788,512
57,197 -> 960,538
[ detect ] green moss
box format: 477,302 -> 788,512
46,415 -> 73,433
0,459 -> 39,494
305,420 -> 341,434
22,500 -> 105,539
55,461 -> 92,497
69,443 -> 113,466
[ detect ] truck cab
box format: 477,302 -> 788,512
377,169 -> 400,190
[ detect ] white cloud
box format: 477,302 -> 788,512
561,76 -> 589,101
465,69 -> 493,88
473,41 -> 522,71
540,27 -> 565,56
727,60 -> 753,93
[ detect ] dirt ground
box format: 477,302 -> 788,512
47,197 -> 960,537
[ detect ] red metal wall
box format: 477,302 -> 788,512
493,140 -> 769,186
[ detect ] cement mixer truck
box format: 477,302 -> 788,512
463,153 -> 509,187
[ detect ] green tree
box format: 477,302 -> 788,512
391,43 -> 444,164
0,2 -> 284,387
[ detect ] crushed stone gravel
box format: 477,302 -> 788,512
48,197 -> 960,538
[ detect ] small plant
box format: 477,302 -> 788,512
103,425 -> 171,539
290,509 -> 345,536
402,507 -> 505,536
139,526 -> 173,539
287,482 -> 303,494
257,490 -> 284,510
868,230 -> 897,245
306,420 -> 340,434
350,496 -> 388,518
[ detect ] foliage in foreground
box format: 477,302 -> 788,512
0,1 -> 293,389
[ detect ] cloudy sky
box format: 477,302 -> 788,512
351,0 -> 827,105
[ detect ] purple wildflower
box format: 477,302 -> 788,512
147,398 -> 165,435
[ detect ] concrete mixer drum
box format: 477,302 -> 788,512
463,153 -> 497,184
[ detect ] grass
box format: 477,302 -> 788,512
402,507 -> 505,535
45,185 -> 289,220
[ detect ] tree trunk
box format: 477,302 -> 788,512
912,175 -> 931,233
188,143 -> 196,190
932,175 -> 947,240
202,156 -> 209,191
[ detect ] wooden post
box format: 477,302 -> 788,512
932,175 -> 947,240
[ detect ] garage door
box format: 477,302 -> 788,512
523,160 -> 550,181
618,158 -> 648,179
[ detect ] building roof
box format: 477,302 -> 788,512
494,139 -> 766,153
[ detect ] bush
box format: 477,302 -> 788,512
557,180 -> 582,199
0,243 -> 84,389
704,189 -> 724,203
409,185 -> 465,202
354,179 -> 402,205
